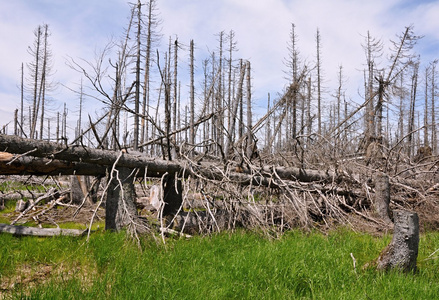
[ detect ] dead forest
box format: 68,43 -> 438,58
1,1 -> 439,240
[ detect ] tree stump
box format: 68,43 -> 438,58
374,173 -> 392,223
105,167 -> 139,231
376,210 -> 419,272
70,175 -> 85,205
162,174 -> 182,216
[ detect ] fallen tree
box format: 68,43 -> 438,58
0,134 -> 340,185
0,151 -> 107,176
0,223 -> 87,237
2,134 -> 431,236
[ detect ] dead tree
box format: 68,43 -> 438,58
316,28 -> 323,136
105,165 -> 145,232
376,210 -> 419,272
162,173 -> 183,217
374,173 -> 391,223
0,134 -> 343,184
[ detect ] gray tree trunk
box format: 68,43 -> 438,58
374,173 -> 392,223
105,167 -> 139,231
376,210 -> 419,272
162,173 -> 183,217
70,175 -> 85,205
189,39 -> 195,149
70,175 -> 99,205
316,28 -> 322,136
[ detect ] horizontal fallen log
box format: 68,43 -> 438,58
0,223 -> 87,237
0,151 -> 107,176
0,134 -> 340,184
0,134 -> 181,175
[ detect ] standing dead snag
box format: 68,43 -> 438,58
374,173 -> 392,223
376,210 -> 419,272
162,173 -> 183,217
105,166 -> 142,232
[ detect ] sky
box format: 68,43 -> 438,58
1,0 -> 439,137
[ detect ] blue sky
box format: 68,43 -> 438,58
1,0 -> 438,136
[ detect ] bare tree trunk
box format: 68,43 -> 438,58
39,25 -> 49,141
20,63 -> 24,137
173,38 -> 178,136
56,112 -> 60,142
217,32 -> 224,153
266,93 -> 271,152
162,173 -> 183,217
306,77 -> 312,146
376,210 -> 419,272
374,173 -> 391,223
62,103 -> 67,139
227,30 -> 236,146
408,61 -> 419,158
225,60 -> 245,160
397,73 -> 405,147
189,39 -> 195,149
29,26 -> 42,139
105,167 -> 139,231
14,110 -> 18,136
165,69 -> 172,160
424,66 -> 429,147
133,0 -> 142,151
364,31 -> 381,141
316,28 -> 322,137
376,75 -> 385,140
210,52 -> 217,154
246,61 -> 253,159
432,61 -> 437,154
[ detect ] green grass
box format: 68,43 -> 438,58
1,229 -> 439,299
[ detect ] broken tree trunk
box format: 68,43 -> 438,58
376,210 -> 419,272
70,175 -> 85,205
162,174 -> 183,216
70,175 -> 99,205
105,167 -> 142,232
374,173 -> 392,223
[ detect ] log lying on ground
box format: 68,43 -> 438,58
0,223 -> 87,237
0,134 -> 340,185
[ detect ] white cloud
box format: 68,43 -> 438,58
1,0 -> 439,130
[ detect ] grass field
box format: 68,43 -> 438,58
1,229 -> 439,299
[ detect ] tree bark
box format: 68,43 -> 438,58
0,223 -> 87,237
70,175 -> 85,205
162,174 -> 183,216
189,39 -> 195,149
374,173 -> 392,223
0,151 -> 108,176
0,135 -> 341,185
376,210 -> 419,272
105,167 -> 139,231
